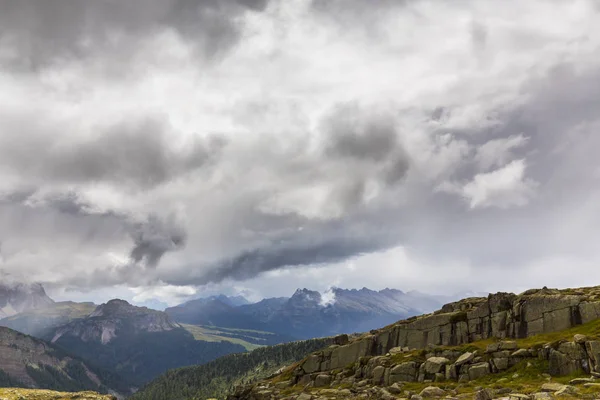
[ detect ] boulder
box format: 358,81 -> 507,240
541,383 -> 565,392
455,352 -> 474,366
574,334 -> 587,344
424,357 -> 450,374
419,386 -> 446,397
511,349 -> 530,357
532,393 -> 552,399
314,374 -> 331,387
586,341 -> 600,372
372,366 -> 386,385
388,383 -> 403,394
554,385 -> 577,397
474,388 -> 494,400
389,362 -> 418,383
468,362 -> 490,380
500,341 -> 518,351
296,393 -> 313,400
302,355 -> 322,374
491,357 -> 509,371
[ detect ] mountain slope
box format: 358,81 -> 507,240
0,326 -> 127,395
0,301 -> 96,338
0,283 -> 54,319
130,335 -> 346,400
0,388 -> 115,400
46,299 -> 246,386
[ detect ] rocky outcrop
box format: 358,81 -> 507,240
293,287 -> 600,374
228,286 -> 600,400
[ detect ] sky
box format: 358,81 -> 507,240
1,0 -> 600,307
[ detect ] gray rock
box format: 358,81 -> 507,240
474,388 -> 494,400
455,352 -> 474,366
541,382 -> 565,392
468,362 -> 490,380
569,377 -> 594,384
296,393 -> 313,400
424,357 -> 450,374
492,357 -> 510,371
372,366 -> 385,384
554,385 -> 577,397
314,374 -> 331,387
389,362 -> 418,383
419,386 -> 446,398
573,334 -> 587,343
531,393 -> 552,399
511,349 -> 530,357
302,355 -> 322,374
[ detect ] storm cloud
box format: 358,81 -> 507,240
1,0 -> 600,304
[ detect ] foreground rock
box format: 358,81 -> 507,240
0,388 -> 115,400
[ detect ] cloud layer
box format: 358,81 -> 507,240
1,0 -> 600,304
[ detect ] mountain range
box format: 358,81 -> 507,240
0,283 -> 468,391
165,287 -> 453,339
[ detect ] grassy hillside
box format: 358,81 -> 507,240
180,324 -> 293,351
0,388 -> 115,400
130,336 -> 339,400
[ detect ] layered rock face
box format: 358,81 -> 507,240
308,287 -> 600,373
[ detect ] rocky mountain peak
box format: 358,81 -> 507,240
0,282 -> 54,319
53,299 -> 178,345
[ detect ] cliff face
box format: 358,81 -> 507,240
323,287 -> 600,372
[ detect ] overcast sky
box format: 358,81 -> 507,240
1,0 -> 600,306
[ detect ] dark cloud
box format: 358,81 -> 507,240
0,0 -> 269,70
0,115 -> 226,189
129,214 -> 187,268
179,216 -> 399,285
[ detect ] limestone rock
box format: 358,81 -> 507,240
541,382 -> 565,392
586,341 -> 600,372
372,366 -> 385,384
474,388 -> 494,400
419,386 -> 446,398
554,385 -> 577,397
390,362 -> 418,383
468,362 -> 490,380
424,357 -> 450,374
573,334 -> 587,344
455,352 -> 474,366
314,374 -> 331,387
531,393 -> 552,399
511,349 -> 530,357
